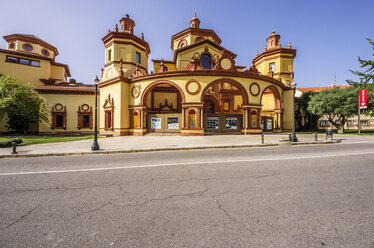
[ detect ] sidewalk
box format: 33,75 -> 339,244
1,133 -> 373,158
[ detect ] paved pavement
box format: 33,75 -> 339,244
0,143 -> 373,247
1,133 -> 374,157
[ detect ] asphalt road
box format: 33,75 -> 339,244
0,142 -> 373,248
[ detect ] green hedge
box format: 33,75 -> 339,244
0,138 -> 23,147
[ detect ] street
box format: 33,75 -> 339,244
0,142 -> 373,248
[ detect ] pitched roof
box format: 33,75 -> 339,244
3,34 -> 59,56
173,38 -> 237,61
298,85 -> 350,93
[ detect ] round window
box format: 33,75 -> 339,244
41,49 -> 50,56
9,43 -> 15,49
23,43 -> 33,51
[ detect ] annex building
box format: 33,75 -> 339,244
0,14 -> 297,136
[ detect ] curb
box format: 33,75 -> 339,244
0,140 -> 339,159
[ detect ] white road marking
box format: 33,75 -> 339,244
0,151 -> 373,177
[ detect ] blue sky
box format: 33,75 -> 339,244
0,0 -> 373,87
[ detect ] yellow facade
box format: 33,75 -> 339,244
0,14 -> 297,135
97,14 -> 296,136
0,34 -> 94,134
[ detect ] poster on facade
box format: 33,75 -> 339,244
167,117 -> 179,129
266,119 -> 273,130
226,117 -> 237,129
151,118 -> 161,129
207,116 -> 219,129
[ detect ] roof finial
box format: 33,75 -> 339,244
288,42 -> 292,48
256,51 -> 259,57
141,33 -> 144,40
126,14 -> 129,18
272,31 -> 275,35
194,12 -> 197,18
115,24 -> 118,32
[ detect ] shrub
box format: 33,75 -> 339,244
0,138 -> 23,147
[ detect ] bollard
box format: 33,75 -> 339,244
261,133 -> 264,144
11,142 -> 17,154
314,132 -> 318,141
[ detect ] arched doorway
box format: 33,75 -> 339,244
141,81 -> 185,133
260,85 -> 281,132
201,79 -> 248,133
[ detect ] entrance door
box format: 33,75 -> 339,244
204,114 -> 242,133
147,113 -> 181,133
261,116 -> 274,132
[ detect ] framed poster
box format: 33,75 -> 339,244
207,116 -> 219,129
225,117 -> 237,129
151,117 -> 161,129
167,117 -> 179,129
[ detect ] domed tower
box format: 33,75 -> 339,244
190,12 -> 200,29
252,31 -> 296,86
101,14 -> 150,81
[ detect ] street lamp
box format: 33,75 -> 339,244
91,75 -> 100,151
291,80 -> 298,142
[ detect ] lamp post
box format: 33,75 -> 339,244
291,80 -> 298,142
91,76 -> 100,151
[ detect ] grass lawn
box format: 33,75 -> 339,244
0,134 -> 97,145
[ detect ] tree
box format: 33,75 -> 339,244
307,87 -> 357,133
346,38 -> 374,116
0,75 -> 48,133
346,38 -> 374,86
296,91 -> 320,130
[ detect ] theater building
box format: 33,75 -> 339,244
0,13 -> 297,136
99,14 -> 296,136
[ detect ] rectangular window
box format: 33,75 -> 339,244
136,52 -> 141,64
6,56 -> 18,63
108,49 -> 112,62
30,60 -> 40,67
361,120 -> 368,126
83,115 -> 90,128
19,58 -> 30,65
56,115 -> 64,128
269,62 -> 275,72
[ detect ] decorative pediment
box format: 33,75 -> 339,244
103,94 -> 114,109
213,50 -> 236,71
132,63 -> 144,78
183,58 -> 203,71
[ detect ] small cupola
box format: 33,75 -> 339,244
266,31 -> 281,49
120,14 -> 135,34
190,12 -> 200,29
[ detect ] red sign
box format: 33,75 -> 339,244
360,89 -> 367,109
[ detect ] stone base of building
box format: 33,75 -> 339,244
242,128 -> 263,135
181,128 -> 204,136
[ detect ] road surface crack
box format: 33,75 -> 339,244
0,204 -> 40,232
213,196 -> 253,234
69,202 -> 113,221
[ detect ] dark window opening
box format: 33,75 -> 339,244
31,60 -> 40,67
136,52 -> 141,64
83,115 -> 90,128
163,66 -> 168,72
19,59 -> 30,65
6,56 -> 18,63
56,115 -> 64,128
201,54 -> 211,69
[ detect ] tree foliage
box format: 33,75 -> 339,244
296,91 -> 320,130
0,75 -> 48,132
307,87 -> 357,132
346,38 -> 374,86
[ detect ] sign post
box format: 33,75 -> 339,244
358,89 -> 367,136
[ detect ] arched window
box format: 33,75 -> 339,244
201,54 -> 211,69
163,66 -> 168,72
